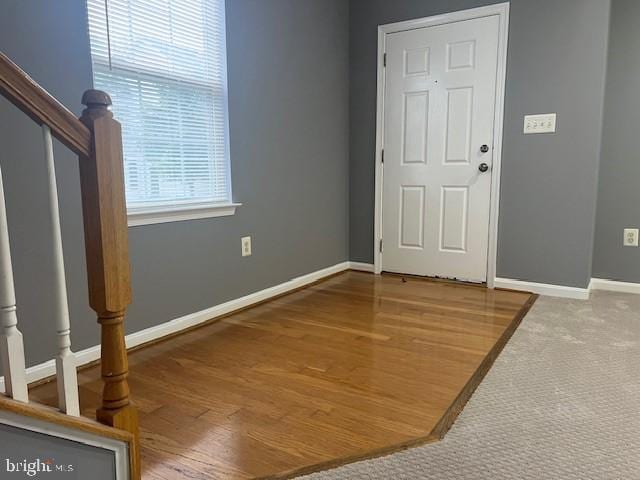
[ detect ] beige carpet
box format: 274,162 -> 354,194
301,291 -> 640,479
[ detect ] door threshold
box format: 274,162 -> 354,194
381,271 -> 487,288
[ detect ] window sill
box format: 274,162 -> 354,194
128,202 -> 241,227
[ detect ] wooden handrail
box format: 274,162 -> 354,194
0,51 -> 91,157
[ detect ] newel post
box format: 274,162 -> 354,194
78,90 -> 140,478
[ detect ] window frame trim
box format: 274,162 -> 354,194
127,201 -> 242,227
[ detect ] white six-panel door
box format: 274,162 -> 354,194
382,15 -> 500,282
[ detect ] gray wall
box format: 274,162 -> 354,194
593,0 -> 640,283
0,0 -> 349,367
0,423 -> 116,479
349,0 -> 611,288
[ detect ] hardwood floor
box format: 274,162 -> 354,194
30,271 -> 535,479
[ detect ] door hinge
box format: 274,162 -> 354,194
383,53 -> 387,67
379,239 -> 384,253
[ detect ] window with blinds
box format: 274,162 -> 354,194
86,0 -> 231,211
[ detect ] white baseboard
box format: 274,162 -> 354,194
494,277 -> 590,300
495,277 -> 640,300
589,278 -> 640,295
348,262 -> 375,272
122,261 -> 351,351
1,261 -> 352,392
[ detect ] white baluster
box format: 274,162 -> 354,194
42,125 -> 80,416
0,162 -> 28,402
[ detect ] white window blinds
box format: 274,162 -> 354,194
86,0 -> 231,210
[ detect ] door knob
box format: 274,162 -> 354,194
480,144 -> 490,153
478,163 -> 490,173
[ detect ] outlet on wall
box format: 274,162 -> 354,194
623,228 -> 639,247
241,236 -> 252,256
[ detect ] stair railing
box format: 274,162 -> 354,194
0,51 -> 139,478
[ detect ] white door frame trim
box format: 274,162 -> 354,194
373,3 -> 510,288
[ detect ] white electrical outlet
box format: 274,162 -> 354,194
241,236 -> 252,256
624,229 -> 639,247
523,113 -> 557,134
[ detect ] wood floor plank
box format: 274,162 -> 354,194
29,271 -> 535,479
